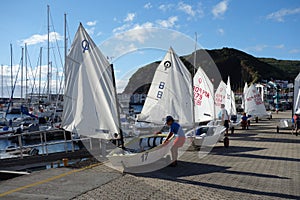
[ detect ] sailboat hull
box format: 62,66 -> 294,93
108,134 -> 174,170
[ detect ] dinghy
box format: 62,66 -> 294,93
111,47 -> 194,169
187,66 -> 226,148
244,84 -> 271,121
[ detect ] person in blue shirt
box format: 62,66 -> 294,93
163,116 -> 185,167
241,112 -> 248,130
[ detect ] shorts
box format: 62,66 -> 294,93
173,137 -> 185,148
224,120 -> 229,129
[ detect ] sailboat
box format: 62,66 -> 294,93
109,47 -> 194,170
62,23 -> 121,140
244,84 -> 271,121
224,77 -> 240,132
241,82 -> 248,110
186,66 -> 226,148
214,80 -> 227,118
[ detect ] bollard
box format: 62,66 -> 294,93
62,158 -> 69,167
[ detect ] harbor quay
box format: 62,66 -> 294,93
0,111 -> 299,200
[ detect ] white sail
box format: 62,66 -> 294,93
231,90 -> 237,116
244,84 -> 268,117
241,82 -> 248,109
225,76 -> 233,116
193,67 -> 214,122
294,72 -> 300,113
62,23 -> 119,139
214,80 -> 227,119
138,47 -> 193,126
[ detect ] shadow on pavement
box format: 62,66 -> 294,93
134,161 -> 295,199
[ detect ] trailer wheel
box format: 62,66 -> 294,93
224,136 -> 229,148
276,126 -> 279,133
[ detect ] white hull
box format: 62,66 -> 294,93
108,135 -> 174,169
186,125 -> 226,147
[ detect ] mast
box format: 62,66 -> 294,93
192,32 -> 197,130
25,44 -> 28,101
64,13 -> 67,86
10,44 -> 13,97
1,64 -> 3,98
21,47 -> 24,100
47,5 -> 50,100
111,64 -> 124,148
39,47 -> 42,100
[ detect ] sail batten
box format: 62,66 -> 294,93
62,24 -> 119,139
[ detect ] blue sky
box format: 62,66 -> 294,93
0,0 -> 299,96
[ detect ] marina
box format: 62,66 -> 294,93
0,111 -> 299,199
0,1 -> 299,200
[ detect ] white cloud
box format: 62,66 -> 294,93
246,44 -> 268,52
289,49 -> 300,54
114,22 -> 154,43
124,13 -> 136,22
20,32 -> 63,46
274,44 -> 284,49
86,20 -> 97,26
113,23 -> 131,33
158,4 -> 174,12
178,2 -> 195,17
144,2 -> 152,9
156,16 -> 178,28
267,8 -> 300,22
212,0 -> 228,18
86,27 -> 95,35
217,28 -> 224,35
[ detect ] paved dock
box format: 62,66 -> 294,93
0,111 -> 299,200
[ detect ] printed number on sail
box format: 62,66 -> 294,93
157,82 -> 165,99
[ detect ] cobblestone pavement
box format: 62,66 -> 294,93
75,112 -> 300,200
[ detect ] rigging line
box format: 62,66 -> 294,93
66,18 -> 72,48
26,48 -> 38,93
49,11 -> 64,68
29,53 -> 41,99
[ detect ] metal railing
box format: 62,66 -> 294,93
0,129 -> 93,159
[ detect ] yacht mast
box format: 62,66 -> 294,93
47,5 -> 50,100
10,44 -> 13,97
1,64 -> 3,98
21,47 -> 24,100
64,13 -> 67,86
25,43 -> 28,101
39,47 -> 42,100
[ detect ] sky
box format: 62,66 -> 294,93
0,0 -> 299,96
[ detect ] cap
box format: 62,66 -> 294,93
165,115 -> 174,124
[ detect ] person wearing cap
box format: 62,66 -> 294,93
220,104 -> 230,135
157,115 -> 185,166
